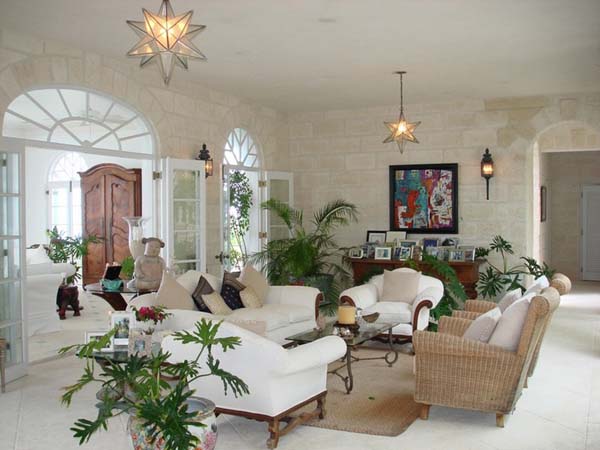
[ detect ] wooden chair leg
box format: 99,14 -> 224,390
420,404 -> 430,420
317,395 -> 326,420
267,419 -> 280,449
524,377 -> 528,388
496,413 -> 505,428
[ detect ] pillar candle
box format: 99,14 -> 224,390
338,305 -> 356,325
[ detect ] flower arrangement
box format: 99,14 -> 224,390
132,306 -> 171,334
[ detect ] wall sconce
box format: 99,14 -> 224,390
196,143 -> 213,178
480,148 -> 494,200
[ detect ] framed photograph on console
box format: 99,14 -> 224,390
366,230 -> 387,244
389,164 -> 458,234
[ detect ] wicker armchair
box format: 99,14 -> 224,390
414,287 -> 560,427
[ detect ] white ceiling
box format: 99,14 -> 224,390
1,0 -> 599,112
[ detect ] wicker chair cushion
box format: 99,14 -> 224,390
497,288 -> 523,312
381,270 -> 421,303
488,297 -> 531,351
463,307 -> 501,343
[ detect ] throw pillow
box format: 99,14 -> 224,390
523,275 -> 550,296
239,264 -> 270,303
155,271 -> 196,310
191,276 -> 214,313
202,292 -> 233,315
381,270 -> 421,303
176,270 -> 221,294
240,286 -> 262,309
220,272 -> 245,310
488,297 -> 532,351
463,307 -> 502,343
497,288 -> 523,312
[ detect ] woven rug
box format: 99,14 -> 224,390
300,347 -> 420,436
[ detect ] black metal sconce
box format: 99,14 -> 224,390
196,143 -> 213,178
480,148 -> 494,200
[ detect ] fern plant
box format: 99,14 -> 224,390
250,199 -> 358,315
60,320 -> 248,450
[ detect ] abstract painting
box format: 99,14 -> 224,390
389,164 -> 458,233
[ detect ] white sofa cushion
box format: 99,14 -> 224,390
262,304 -> 313,324
27,262 -> 53,276
498,288 -> 523,312
463,307 -> 502,343
240,264 -> 269,303
228,306 -> 288,332
363,301 -> 412,324
489,296 -> 532,351
381,269 -> 421,303
26,246 -> 52,265
155,271 -> 196,310
176,270 -> 221,294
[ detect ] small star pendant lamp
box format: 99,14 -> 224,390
126,0 -> 207,85
383,71 -> 420,153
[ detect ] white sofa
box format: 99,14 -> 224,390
25,246 -> 77,336
130,270 -> 321,345
339,267 -> 444,342
161,311 -> 346,449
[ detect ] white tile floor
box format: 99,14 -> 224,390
2,282 -> 599,450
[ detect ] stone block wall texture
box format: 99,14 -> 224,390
287,96 -> 600,262
0,28 -> 290,276
547,152 -> 600,280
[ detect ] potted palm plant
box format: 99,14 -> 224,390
60,319 -> 248,450
251,199 -> 358,315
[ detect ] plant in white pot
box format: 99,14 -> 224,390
60,320 -> 249,450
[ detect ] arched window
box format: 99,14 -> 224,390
47,152 -> 88,237
3,88 -> 153,154
223,128 -> 260,168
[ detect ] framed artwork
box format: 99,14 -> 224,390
422,238 -> 440,249
385,231 -> 407,243
128,330 -> 153,357
366,230 -> 387,244
399,239 -> 419,249
459,245 -> 475,261
110,311 -> 134,346
425,246 -> 439,258
540,186 -> 547,222
448,249 -> 465,262
374,247 -> 392,260
389,164 -> 459,234
348,247 -> 364,259
398,246 -> 413,261
85,331 -> 113,352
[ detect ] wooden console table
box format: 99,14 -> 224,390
348,258 -> 482,299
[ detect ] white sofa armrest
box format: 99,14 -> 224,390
339,284 -> 378,309
127,292 -> 160,310
265,285 -> 321,310
279,336 -> 346,375
411,286 -> 444,331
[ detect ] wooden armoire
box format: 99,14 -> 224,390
79,164 -> 142,286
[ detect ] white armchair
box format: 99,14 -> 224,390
339,268 -> 444,342
161,311 -> 346,449
26,273 -> 64,336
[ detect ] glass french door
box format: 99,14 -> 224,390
0,143 -> 27,382
162,158 -> 206,275
221,169 -> 293,272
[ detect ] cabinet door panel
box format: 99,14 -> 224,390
81,175 -> 106,285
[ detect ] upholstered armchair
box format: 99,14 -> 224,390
339,268 -> 444,342
414,287 -> 560,427
161,311 -> 346,449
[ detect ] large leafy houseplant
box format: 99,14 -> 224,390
250,199 -> 358,315
477,235 -> 555,299
60,319 -> 249,450
46,227 -> 100,285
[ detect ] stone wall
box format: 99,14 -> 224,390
287,95 -> 600,259
0,27 -> 290,276
548,151 -> 600,280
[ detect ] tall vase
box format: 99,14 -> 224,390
128,397 -> 217,450
123,216 -> 148,260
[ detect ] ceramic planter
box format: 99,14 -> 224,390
128,397 -> 217,450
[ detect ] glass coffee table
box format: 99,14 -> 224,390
286,321 -> 400,394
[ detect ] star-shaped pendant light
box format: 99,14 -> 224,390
383,71 -> 420,153
126,0 -> 207,85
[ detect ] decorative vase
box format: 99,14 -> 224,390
123,216 -> 148,260
128,397 -> 217,450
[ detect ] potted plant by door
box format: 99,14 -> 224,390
46,227 -> 100,319
60,319 -> 248,450
250,199 -> 358,315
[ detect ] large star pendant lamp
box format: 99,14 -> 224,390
126,0 -> 207,85
383,71 -> 421,153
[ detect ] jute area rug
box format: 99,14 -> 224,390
300,347 -> 420,436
